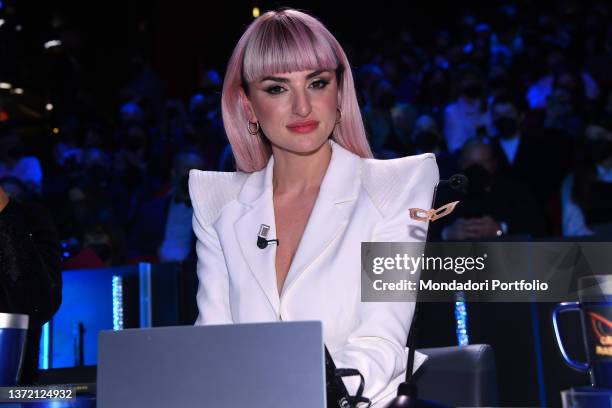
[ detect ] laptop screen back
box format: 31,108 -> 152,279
97,321 -> 325,408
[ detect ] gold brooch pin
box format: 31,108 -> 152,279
409,201 -> 459,222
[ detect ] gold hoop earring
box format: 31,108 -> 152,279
335,107 -> 342,124
247,121 -> 260,135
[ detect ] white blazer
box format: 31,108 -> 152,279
188,141 -> 439,406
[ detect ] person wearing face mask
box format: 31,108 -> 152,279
128,150 -> 205,263
562,121 -> 612,237
423,140 -> 548,406
489,93 -> 569,225
490,94 -> 523,164
430,139 -> 545,241
443,66 -> 491,153
188,9 -> 438,406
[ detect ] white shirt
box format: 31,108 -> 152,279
158,198 -> 194,262
444,98 -> 491,153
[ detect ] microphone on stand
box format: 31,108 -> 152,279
387,173 -> 468,408
444,174 -> 468,193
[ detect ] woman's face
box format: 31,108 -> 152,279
242,69 -> 339,155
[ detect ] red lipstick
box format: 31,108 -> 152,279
286,120 -> 319,133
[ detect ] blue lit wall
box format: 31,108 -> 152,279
40,263 -> 180,369
43,265 -> 137,368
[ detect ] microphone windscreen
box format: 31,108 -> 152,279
257,236 -> 268,249
448,174 -> 469,191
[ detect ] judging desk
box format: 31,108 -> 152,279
6,344 -> 497,407
12,264 -> 601,407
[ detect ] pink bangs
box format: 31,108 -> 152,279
242,12 -> 339,83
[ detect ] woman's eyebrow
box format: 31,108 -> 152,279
259,69 -> 332,83
306,69 -> 332,79
259,75 -> 289,83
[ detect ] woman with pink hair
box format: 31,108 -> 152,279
189,8 -> 438,406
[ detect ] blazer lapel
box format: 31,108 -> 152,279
281,142 -> 361,296
234,159 -> 280,315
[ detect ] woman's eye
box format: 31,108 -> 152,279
310,79 -> 329,89
265,85 -> 285,95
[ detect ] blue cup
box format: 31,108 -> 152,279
553,276 -> 612,389
561,386 -> 612,408
0,312 -> 29,386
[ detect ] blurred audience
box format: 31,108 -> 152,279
0,134 -> 43,194
2,0 -> 610,266
432,139 -> 546,241
562,118 -> 612,236
128,151 -> 205,263
489,93 -> 572,231
443,65 -> 491,152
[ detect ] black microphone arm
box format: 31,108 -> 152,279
387,173 -> 467,408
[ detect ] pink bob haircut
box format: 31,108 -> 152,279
221,8 -> 373,172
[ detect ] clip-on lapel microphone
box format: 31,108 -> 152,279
257,224 -> 280,249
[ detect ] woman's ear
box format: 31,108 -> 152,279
239,87 -> 257,123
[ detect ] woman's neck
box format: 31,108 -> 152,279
271,141 -> 332,195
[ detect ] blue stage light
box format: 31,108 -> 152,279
454,291 -> 469,346
40,322 -> 50,369
112,275 -> 124,331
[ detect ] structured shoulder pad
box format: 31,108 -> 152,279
361,153 -> 438,217
188,170 -> 249,226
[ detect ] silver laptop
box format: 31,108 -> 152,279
97,321 -> 326,408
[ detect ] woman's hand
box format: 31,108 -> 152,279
446,216 -> 501,240
468,215 -> 502,237
0,186 -> 8,212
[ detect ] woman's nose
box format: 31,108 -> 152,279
292,89 -> 312,117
